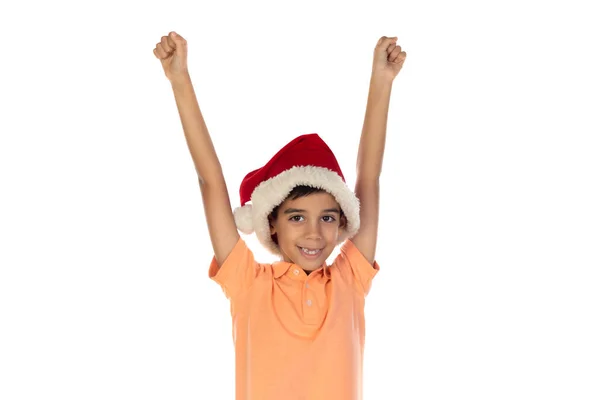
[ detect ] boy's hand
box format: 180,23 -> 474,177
153,31 -> 189,82
371,36 -> 406,83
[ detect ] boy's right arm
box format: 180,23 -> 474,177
154,32 -> 239,267
171,73 -> 240,267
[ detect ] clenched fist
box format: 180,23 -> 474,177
372,36 -> 406,83
153,31 -> 189,83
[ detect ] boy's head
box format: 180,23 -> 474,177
233,133 -> 360,259
268,185 -> 347,271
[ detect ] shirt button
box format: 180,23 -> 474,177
293,269 -> 299,275
307,299 -> 312,306
305,283 -> 309,288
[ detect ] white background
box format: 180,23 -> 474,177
1,0 -> 599,399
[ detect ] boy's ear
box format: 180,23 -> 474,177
269,217 -> 276,235
339,214 -> 348,230
268,215 -> 279,245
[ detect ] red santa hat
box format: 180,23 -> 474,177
233,133 -> 360,255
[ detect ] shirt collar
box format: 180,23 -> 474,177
272,261 -> 331,279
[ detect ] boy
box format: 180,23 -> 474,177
153,31 -> 406,399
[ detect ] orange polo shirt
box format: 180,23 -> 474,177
208,237 -> 380,400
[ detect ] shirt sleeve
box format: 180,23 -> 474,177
335,239 -> 380,296
208,237 -> 259,300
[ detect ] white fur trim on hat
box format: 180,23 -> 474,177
233,204 -> 254,234
242,165 -> 361,256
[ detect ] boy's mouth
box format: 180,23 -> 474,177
298,246 -> 323,258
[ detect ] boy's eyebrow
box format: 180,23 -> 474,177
283,208 -> 341,214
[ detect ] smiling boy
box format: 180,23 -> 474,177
154,31 -> 406,399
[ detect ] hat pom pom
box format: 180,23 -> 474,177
233,204 -> 254,234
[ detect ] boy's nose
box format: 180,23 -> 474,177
304,221 -> 322,240
305,232 -> 322,240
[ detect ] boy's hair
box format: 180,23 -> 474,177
268,185 -> 347,246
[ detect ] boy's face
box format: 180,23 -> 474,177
269,192 -> 344,271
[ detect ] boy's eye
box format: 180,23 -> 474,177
288,215 -> 336,223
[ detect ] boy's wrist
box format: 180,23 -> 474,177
169,71 -> 192,89
369,74 -> 394,89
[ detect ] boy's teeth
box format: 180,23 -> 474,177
301,247 -> 320,255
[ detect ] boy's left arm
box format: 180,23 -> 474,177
351,36 -> 407,264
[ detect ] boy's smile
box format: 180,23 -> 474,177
269,192 -> 345,271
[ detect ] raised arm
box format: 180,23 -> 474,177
351,36 -> 406,264
154,32 -> 239,266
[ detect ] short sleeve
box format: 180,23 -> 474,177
335,239 -> 380,296
208,237 -> 259,300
